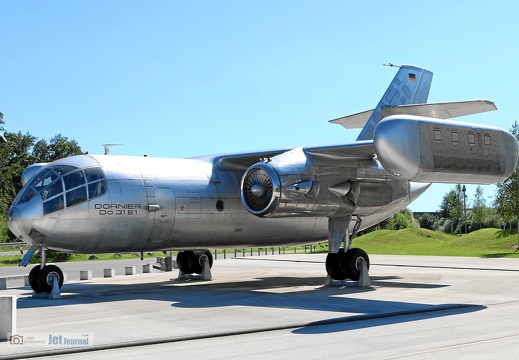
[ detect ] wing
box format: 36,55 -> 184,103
303,140 -> 375,164
330,100 -> 497,129
193,149 -> 290,172
197,141 -> 376,172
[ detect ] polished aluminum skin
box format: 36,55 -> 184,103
7,65 -> 519,257
7,153 -> 425,253
374,115 -> 518,183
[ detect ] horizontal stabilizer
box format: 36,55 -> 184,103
329,110 -> 374,129
330,100 -> 497,129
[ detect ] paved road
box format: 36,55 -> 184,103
1,254 -> 519,359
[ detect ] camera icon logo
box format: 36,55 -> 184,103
10,335 -> 24,345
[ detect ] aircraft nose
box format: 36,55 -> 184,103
7,206 -> 32,242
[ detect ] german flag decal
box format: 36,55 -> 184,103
409,73 -> 416,81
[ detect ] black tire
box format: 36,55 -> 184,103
341,248 -> 370,281
187,251 -> 203,274
177,250 -> 214,275
29,266 -> 42,293
176,251 -> 192,274
325,248 -> 347,280
36,265 -> 64,293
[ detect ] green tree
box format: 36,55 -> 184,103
32,134 -> 82,162
0,130 -> 37,216
471,185 -> 490,229
417,213 -> 436,230
385,208 -> 417,230
0,112 -> 83,242
495,121 -> 519,242
439,185 -> 462,220
357,208 -> 416,234
439,184 -> 465,234
387,212 -> 410,230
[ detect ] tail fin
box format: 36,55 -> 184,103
356,65 -> 433,141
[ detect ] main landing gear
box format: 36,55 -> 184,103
176,250 -> 213,279
22,246 -> 65,294
325,215 -> 370,282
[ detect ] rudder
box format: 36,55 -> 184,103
356,65 -> 433,141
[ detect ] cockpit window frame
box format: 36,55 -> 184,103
31,168 -> 60,192
41,178 -> 64,201
63,169 -> 86,191
30,165 -> 109,215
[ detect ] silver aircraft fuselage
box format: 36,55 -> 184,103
7,153 -> 427,253
7,65 -> 518,258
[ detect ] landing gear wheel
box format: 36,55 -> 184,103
341,248 -> 370,281
36,265 -> 64,293
177,250 -> 214,275
176,251 -> 192,274
326,248 -> 347,280
187,251 -> 203,274
29,266 -> 43,293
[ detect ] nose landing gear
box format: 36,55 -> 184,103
22,246 -> 65,294
28,264 -> 64,293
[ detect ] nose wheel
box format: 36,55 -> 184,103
24,247 -> 65,294
28,264 -> 64,293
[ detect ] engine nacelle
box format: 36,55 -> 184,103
240,162 -> 283,217
374,115 -> 518,184
240,148 -> 349,217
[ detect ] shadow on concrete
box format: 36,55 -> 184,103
12,271 -> 472,330
293,304 -> 486,334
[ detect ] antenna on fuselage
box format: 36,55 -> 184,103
383,63 -> 401,68
101,144 -> 121,155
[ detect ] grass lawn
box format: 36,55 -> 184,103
353,228 -> 519,258
1,228 -> 518,267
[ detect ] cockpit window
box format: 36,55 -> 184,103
66,187 -> 88,207
41,179 -> 63,201
88,180 -> 106,199
43,195 -> 64,215
85,167 -> 104,182
19,187 -> 37,204
47,165 -> 77,176
31,168 -> 60,192
64,170 -> 86,190
16,164 -> 107,215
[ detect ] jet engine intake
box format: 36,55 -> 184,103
240,162 -> 281,217
240,149 -> 347,218
374,115 -> 519,184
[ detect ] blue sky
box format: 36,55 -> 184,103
1,1 -> 518,212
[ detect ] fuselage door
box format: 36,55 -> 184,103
148,188 -> 175,243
